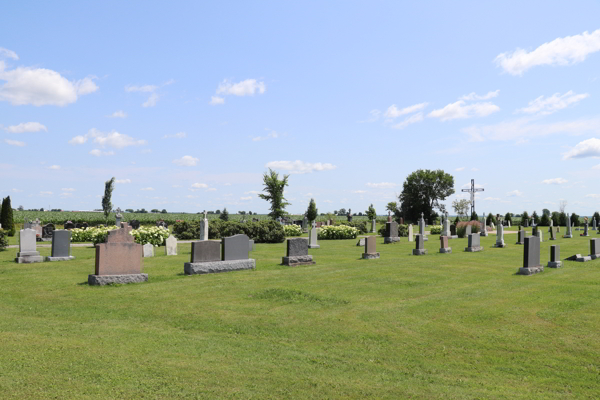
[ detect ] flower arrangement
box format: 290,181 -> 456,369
317,225 -> 359,240
283,224 -> 303,236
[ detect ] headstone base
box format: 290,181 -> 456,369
567,254 -> 600,262
362,252 -> 380,259
308,244 -> 320,249
281,255 -> 315,266
493,241 -> 506,248
563,235 -> 573,238
480,232 -> 488,237
185,259 -> 256,274
15,251 -> 43,263
581,234 -> 590,237
464,246 -> 484,252
412,249 -> 427,256
45,256 -> 75,262
517,266 -> 543,275
439,247 -> 452,254
88,273 -> 148,285
547,261 -> 562,268
40,238 -> 52,242
515,241 -> 524,245
384,237 -> 401,244
447,235 -> 458,239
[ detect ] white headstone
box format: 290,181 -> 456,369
19,228 -> 37,253
308,221 -> 320,249
165,235 -> 177,256
143,243 -> 154,257
408,224 -> 414,242
495,223 -> 505,247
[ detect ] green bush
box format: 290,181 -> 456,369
130,226 -> 170,246
318,225 -> 359,240
0,229 -> 7,250
377,223 -> 408,237
172,220 -> 285,243
0,197 -> 15,237
283,224 -> 302,236
429,225 -> 442,235
338,221 -> 368,234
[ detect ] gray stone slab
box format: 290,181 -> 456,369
408,225 -> 413,242
143,243 -> 154,257
15,255 -> 43,263
45,256 -> 75,262
308,222 -> 319,248
165,235 -> 177,256
191,241 -> 220,263
412,248 -> 427,255
465,233 -> 482,251
362,252 -> 380,259
281,255 -> 315,266
184,259 -> 256,274
547,261 -> 562,268
287,238 -> 308,257
383,237 -> 400,244
439,248 -> 452,254
415,234 -> 425,250
51,230 -> 71,258
365,236 -> 377,255
249,239 -> 255,252
517,266 -> 544,275
516,230 -> 525,244
356,238 -> 365,246
19,229 -> 37,253
222,234 -> 250,261
88,273 -> 148,285
523,236 -> 541,269
385,222 -> 398,238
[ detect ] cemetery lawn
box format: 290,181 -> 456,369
1,232 -> 599,399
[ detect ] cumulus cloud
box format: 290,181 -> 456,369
191,183 -> 208,189
252,129 -> 279,141
245,190 -> 260,195
173,155 -> 199,167
459,90 -> 500,101
4,122 -> 47,133
68,129 -> 147,149
428,100 -> 500,121
0,61 -> 98,106
392,112 -> 424,129
61,188 -> 76,192
217,79 -> 266,96
495,29 -> 600,75
585,194 -> 600,198
46,165 -> 60,170
163,132 -> 186,139
455,167 -> 466,171
506,190 -> 522,197
209,96 -> 225,105
125,81 -> 172,107
125,84 -> 158,93
483,197 -> 501,201
265,160 -> 337,174
359,109 -> 381,123
141,187 -> 154,191
517,91 -> 589,115
562,138 -> 600,160
108,110 -> 127,118
0,47 -> 19,60
366,182 -> 397,189
4,139 -> 25,146
240,196 -> 252,201
384,102 -> 428,118
89,149 -> 115,157
542,178 -> 567,184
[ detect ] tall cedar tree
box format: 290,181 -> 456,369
102,177 -> 115,224
399,169 -> 454,223
1,196 -> 15,236
306,199 -> 318,222
366,204 -> 376,220
219,208 -> 229,221
258,168 -> 290,220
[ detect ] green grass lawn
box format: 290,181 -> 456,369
1,230 -> 599,399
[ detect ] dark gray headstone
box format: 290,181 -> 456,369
64,221 -> 75,230
532,226 -> 538,236
516,230 -> 525,244
450,224 -> 457,236
523,236 -> 541,269
42,223 -> 55,239
468,233 -> 480,248
222,234 -> 249,261
550,245 -> 560,262
591,238 -> 600,255
51,230 -> 71,257
365,236 -> 376,254
385,221 -> 398,237
287,238 -> 308,257
191,241 -> 220,263
415,234 -> 424,249
130,220 -> 140,229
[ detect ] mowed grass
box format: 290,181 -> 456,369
0,230 -> 599,399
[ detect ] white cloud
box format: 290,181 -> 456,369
366,182 -> 397,189
455,167 -> 466,171
585,194 -> 600,198
108,110 -> 127,118
163,132 -> 186,139
495,29 -> 600,75
11,188 -> 22,192
352,190 -> 367,194
4,122 -> 47,133
217,79 -> 266,96
60,192 -> 73,197
140,149 -> 152,154
89,149 -> 115,157
141,187 -> 154,191
173,155 -> 199,167
191,183 -> 208,189
171,184 -> 181,188
209,96 -> 225,105
0,47 -> 19,60
252,129 -> 279,141
4,139 -> 25,146
459,90 -> 500,101
265,160 -> 337,174
542,178 -> 567,185
506,190 -> 523,197
461,182 -> 484,189
483,197 -> 501,201
46,165 -> 60,170
142,92 -> 160,107
471,168 -> 479,171
206,188 -> 217,192
428,101 -> 500,121
391,112 -> 424,129
0,61 -> 97,106
240,196 -> 252,201
69,129 -> 147,149
116,179 -> 131,184
518,91 -> 589,115
61,188 -> 76,192
563,138 -> 600,160
245,190 -> 260,195
39,191 -> 53,196
125,84 -> 158,93
384,102 -> 428,118
360,109 -> 381,123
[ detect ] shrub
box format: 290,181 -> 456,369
171,221 -> 200,240
219,208 -> 229,221
429,225 -> 442,235
456,221 -> 480,238
0,196 -> 15,237
377,223 -> 409,237
173,219 -> 285,243
130,226 -> 170,246
539,213 -> 550,226
339,221 -> 368,234
283,224 -> 303,236
71,226 -> 119,245
0,229 -> 7,250
318,225 -> 359,240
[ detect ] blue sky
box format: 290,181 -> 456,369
2,1 -> 600,216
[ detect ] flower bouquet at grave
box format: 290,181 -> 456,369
317,225 -> 359,240
283,224 -> 303,237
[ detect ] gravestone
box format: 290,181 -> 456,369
594,217 -> 597,231
75,223 -> 83,229
532,226 -> 538,237
129,220 -> 140,230
480,215 -> 488,237
143,243 -> 154,257
494,223 -> 505,248
547,245 -> 562,268
371,219 -> 376,233
347,209 -> 353,222
64,221 -> 75,230
524,219 -> 529,228
190,241 -> 221,263
450,224 -> 457,236
185,235 -> 256,274
582,222 -> 590,237
408,224 -> 414,242
42,223 -> 55,241
412,234 -> 427,255
549,226 -> 556,241
518,236 -> 543,275
465,233 -> 483,252
362,236 -> 380,259
89,223 -> 147,285
535,229 -> 543,242
222,234 -> 250,261
356,238 -> 365,246
46,230 -> 75,261
249,239 -> 255,252
399,217 -> 404,225
563,214 -> 573,238
441,219 -> 451,238
466,225 -> 472,236
281,238 -> 315,266
590,238 -> 600,259
156,220 -> 168,229
15,228 -> 43,263
419,213 -> 428,241
302,216 -> 308,232
439,235 -> 451,253
508,220 -> 511,227
308,221 -> 320,249
516,230 -> 525,245
200,213 -> 209,240
384,221 -> 400,244
165,235 -> 177,256
25,219 -> 43,239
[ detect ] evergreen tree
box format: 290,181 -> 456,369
486,213 -> 497,225
470,211 -> 479,221
366,204 -> 376,220
570,213 -> 580,227
593,211 -> 600,223
0,196 -> 15,236
558,212 -> 567,226
539,213 -> 550,226
532,211 -> 539,224
258,168 -> 291,220
102,177 -> 115,224
522,211 -> 529,224
219,208 -> 229,221
504,212 -> 512,224
306,199 -> 318,222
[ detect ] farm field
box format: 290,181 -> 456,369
1,230 -> 599,399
